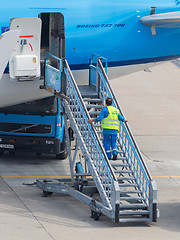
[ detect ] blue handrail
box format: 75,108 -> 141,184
97,59 -> 152,204
90,53 -> 108,74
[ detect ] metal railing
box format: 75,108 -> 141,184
97,58 -> 153,205
89,53 -> 108,87
45,53 -> 62,92
62,59 -> 120,209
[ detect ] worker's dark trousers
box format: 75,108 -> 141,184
103,133 -> 117,158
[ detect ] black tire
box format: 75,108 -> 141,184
55,130 -> 67,160
91,211 -> 100,221
42,191 -> 53,197
56,150 -> 67,160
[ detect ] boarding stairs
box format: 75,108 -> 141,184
37,54 -> 157,223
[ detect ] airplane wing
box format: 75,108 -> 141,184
140,11 -> 180,35
0,29 -> 22,80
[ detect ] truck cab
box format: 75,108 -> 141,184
0,96 -> 67,159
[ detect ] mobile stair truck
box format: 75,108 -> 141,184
36,54 -> 158,223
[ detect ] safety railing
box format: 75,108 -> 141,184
89,53 -> 108,87
45,53 -> 62,92
62,59 -> 119,209
97,58 -> 153,206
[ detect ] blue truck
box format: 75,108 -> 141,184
0,96 -> 68,159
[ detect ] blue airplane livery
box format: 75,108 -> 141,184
0,0 -> 180,106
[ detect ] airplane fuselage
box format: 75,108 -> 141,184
1,0 -> 180,68
0,0 -> 180,107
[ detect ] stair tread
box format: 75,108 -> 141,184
89,111 -> 101,116
119,183 -> 138,187
120,196 -> 144,201
117,177 -> 135,181
86,104 -> 103,109
120,203 -> 147,209
111,163 -> 129,167
119,210 -> 149,215
111,157 -> 127,161
83,98 -> 102,102
114,170 -> 132,174
119,218 -> 150,223
120,190 -> 141,194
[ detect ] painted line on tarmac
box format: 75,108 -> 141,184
1,175 -> 180,178
1,176 -> 71,178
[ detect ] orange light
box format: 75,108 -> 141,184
31,140 -> 39,144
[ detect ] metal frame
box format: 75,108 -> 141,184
37,54 -> 158,223
97,58 -> 157,220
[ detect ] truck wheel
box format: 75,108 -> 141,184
55,130 -> 67,160
56,150 -> 67,160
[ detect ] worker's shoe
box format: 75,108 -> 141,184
108,157 -> 111,160
112,154 -> 117,160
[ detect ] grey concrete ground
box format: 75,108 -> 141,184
0,61 -> 180,239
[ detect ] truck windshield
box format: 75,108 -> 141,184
0,96 -> 58,116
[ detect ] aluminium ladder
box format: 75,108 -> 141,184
37,54 -> 158,223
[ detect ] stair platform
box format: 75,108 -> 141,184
78,85 -> 98,98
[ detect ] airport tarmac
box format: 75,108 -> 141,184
0,61 -> 180,240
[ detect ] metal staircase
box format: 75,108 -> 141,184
37,54 -> 157,223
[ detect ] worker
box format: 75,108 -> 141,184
88,97 -> 127,160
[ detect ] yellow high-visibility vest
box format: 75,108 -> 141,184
101,106 -> 120,132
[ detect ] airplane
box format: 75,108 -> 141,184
0,0 -> 180,107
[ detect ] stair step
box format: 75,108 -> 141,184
86,104 -> 103,109
110,158 -> 127,162
119,183 -> 138,187
111,163 -> 129,168
119,218 -> 150,223
120,196 -> 144,201
114,170 -> 132,174
119,210 -> 149,216
120,190 -> 141,194
120,203 -> 147,209
83,98 -> 102,103
117,177 -> 135,181
89,111 -> 101,116
113,157 -> 127,161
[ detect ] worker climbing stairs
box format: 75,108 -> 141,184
36,54 -> 158,223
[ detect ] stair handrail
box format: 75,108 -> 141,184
63,58 -> 120,208
97,59 -> 156,206
97,59 -> 152,181
90,53 -> 108,74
